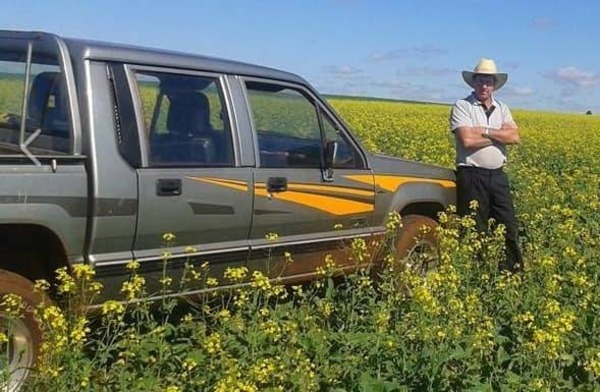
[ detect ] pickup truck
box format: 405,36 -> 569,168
0,30 -> 455,389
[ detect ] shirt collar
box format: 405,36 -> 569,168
467,92 -> 498,108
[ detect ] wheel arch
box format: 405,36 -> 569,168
0,224 -> 70,284
386,181 -> 454,222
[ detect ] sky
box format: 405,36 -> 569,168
1,0 -> 599,114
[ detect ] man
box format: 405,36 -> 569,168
450,58 -> 523,271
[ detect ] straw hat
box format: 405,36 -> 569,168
462,58 -> 508,90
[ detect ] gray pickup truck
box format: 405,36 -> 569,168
0,30 -> 455,389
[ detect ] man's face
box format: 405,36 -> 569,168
473,74 -> 496,101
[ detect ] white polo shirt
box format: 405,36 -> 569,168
450,93 -> 515,169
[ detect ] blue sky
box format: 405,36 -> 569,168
2,0 -> 599,113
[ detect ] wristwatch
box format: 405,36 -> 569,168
483,127 -> 490,138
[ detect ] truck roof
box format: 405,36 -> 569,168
0,30 -> 308,85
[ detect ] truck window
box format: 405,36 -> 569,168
133,71 -> 233,167
245,81 -> 322,168
0,38 -> 71,155
321,110 -> 362,169
245,80 -> 364,169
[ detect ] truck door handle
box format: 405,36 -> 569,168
267,177 -> 287,193
156,179 -> 182,196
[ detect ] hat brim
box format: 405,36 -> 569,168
462,71 -> 508,90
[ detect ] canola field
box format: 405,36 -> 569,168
8,98 -> 600,391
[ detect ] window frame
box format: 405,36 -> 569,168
0,34 -> 81,159
125,64 -> 237,168
241,77 -> 367,170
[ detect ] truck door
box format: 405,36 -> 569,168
128,67 -> 252,285
241,79 -> 375,278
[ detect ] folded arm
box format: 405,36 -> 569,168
455,122 -> 520,149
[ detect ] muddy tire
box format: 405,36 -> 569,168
394,215 -> 439,274
0,270 -> 44,392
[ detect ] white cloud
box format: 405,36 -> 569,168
507,86 -> 535,96
532,17 -> 555,31
370,45 -> 447,62
547,66 -> 600,87
412,45 -> 448,58
372,79 -> 450,103
370,49 -> 405,62
322,65 -> 363,77
397,66 -> 455,77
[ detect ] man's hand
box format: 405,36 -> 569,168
455,126 -> 494,149
489,122 -> 520,145
455,121 -> 521,149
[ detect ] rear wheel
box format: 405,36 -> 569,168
394,215 -> 439,274
0,270 -> 44,392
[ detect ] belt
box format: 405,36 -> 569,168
456,166 -> 504,173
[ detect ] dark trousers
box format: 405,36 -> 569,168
456,166 -> 523,271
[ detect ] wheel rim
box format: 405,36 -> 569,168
405,240 -> 438,274
1,314 -> 34,392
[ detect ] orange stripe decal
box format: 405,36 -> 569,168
344,174 -> 455,192
287,183 -> 374,197
254,188 -> 373,215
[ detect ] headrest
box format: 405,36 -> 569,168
166,91 -> 211,136
27,71 -> 63,125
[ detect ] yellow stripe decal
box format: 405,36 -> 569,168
286,183 -> 374,197
254,188 -> 373,215
344,174 -> 455,192
187,176 -> 249,192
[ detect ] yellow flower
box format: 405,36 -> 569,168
319,300 -> 334,317
234,290 -> 249,308
204,332 -> 222,354
34,279 -> 51,293
72,264 -> 95,280
584,351 -> 600,378
349,238 -> 369,264
375,309 -> 390,332
217,309 -> 231,322
385,211 -> 402,231
120,275 -> 146,301
159,276 -> 173,287
183,358 -> 198,371
185,246 -> 198,253
1,293 -> 26,318
69,316 -> 90,345
250,271 -> 271,291
56,267 -> 76,294
468,199 -> 479,211
264,232 -> 279,241
205,277 -> 219,287
250,358 -> 277,384
125,260 -> 140,270
102,300 -> 125,316
162,232 -> 176,242
224,267 -> 249,283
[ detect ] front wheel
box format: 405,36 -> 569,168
0,270 -> 44,392
394,215 -> 439,274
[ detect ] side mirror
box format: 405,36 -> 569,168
322,140 -> 338,182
